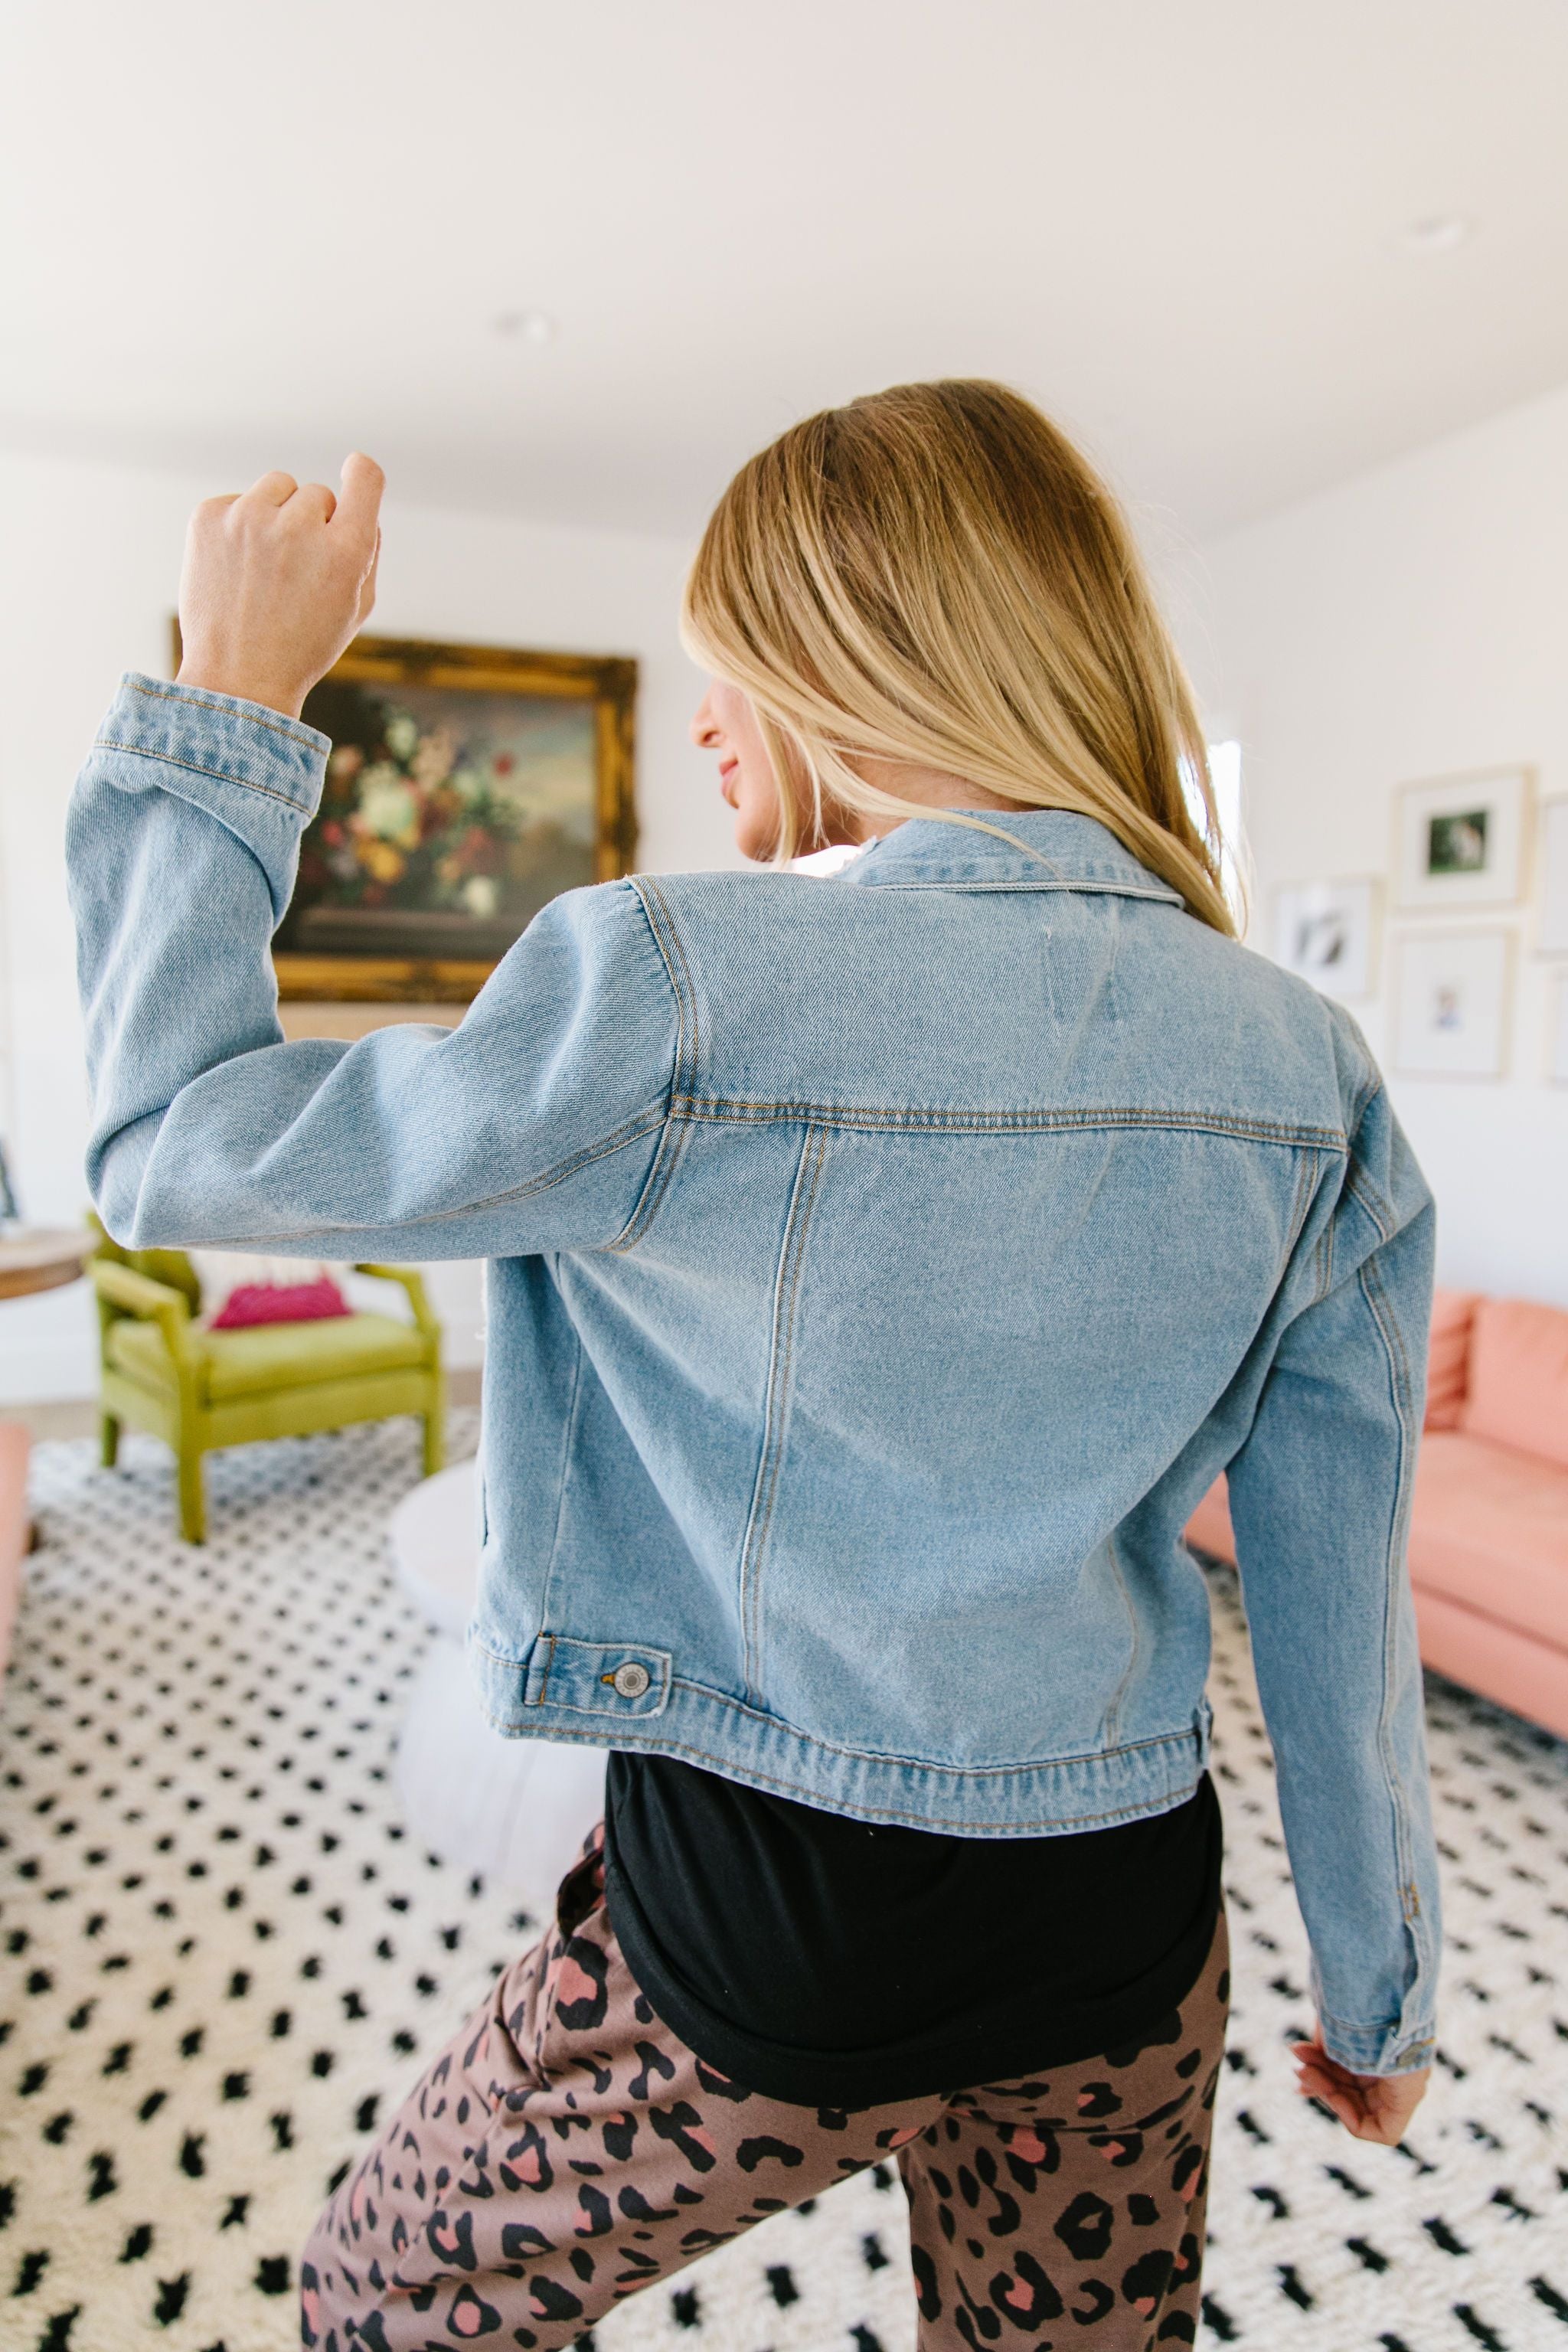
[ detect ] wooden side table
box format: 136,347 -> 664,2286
0,1227 -> 90,1302
1,1230 -> 90,1657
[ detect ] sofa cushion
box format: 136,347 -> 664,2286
1461,1297 -> 1568,1471
0,1422 -> 30,1680
1185,1475 -> 1236,1564
1411,1430 -> 1568,1651
108,1311 -> 427,1401
1425,1288 -> 1481,1431
1413,1586 -> 1568,1743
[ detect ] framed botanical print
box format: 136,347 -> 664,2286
1390,929 -> 1513,1080
1551,967 -> 1568,1086
172,626 -> 637,1001
1393,767 -> 1530,913
1539,796 -> 1568,956
1271,877 -> 1378,998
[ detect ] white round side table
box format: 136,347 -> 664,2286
388,1457 -> 606,1914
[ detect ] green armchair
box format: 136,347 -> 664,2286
87,1219 -> 445,1542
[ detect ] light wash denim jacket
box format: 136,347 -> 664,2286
70,675 -> 1440,2075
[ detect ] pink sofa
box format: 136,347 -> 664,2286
0,1422 -> 30,1679
1187,1289 -> 1568,1740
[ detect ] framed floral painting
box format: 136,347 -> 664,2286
175,628 -> 637,1001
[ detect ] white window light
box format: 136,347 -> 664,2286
1184,740 -> 1246,929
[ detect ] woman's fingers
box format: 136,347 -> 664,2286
292,482 -> 338,523
175,449 -> 386,717
334,452 -> 385,554
355,525 -> 381,626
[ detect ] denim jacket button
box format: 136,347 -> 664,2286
611,1660 -> 651,1699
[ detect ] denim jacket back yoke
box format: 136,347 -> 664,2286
67,676 -> 1440,2076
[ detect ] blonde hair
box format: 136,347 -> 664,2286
681,379 -> 1235,936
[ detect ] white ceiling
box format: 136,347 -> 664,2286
3,0 -> 1567,546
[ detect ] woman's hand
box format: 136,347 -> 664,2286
175,454 -> 384,720
1292,2030 -> 1431,2145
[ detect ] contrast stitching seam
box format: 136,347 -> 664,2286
1283,1146 -> 1317,1266
1319,2005 -> 1433,2041
853,878 -> 1184,903
92,740 -> 313,813
122,675 -> 320,747
737,1125 -> 828,1698
627,878 -> 692,1089
1100,1531 -> 1141,1750
667,1097 -> 1346,1147
605,884 -> 689,1253
636,878 -> 701,1089
606,1121 -> 689,1256
1312,1192 -> 1335,1304
1344,1161 -> 1395,1243
1358,1249 -> 1425,1942
527,1690 -> 670,1720
531,1329 -> 586,1646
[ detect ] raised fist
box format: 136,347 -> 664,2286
175,454 -> 384,720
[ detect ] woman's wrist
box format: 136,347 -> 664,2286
174,657 -> 308,722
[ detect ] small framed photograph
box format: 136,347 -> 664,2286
1394,768 -> 1530,911
1550,969 -> 1568,1086
1391,929 -> 1513,1080
1272,877 -> 1378,998
1539,797 -> 1568,956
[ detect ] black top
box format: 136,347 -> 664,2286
603,1753 -> 1223,2110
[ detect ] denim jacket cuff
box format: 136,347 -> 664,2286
96,672 -> 329,817
1318,2011 -> 1436,2078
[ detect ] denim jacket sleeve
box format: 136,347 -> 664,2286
67,675 -> 679,1258
1225,1072 -> 1441,2077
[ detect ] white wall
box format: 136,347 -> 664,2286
1174,379 -> 1568,1305
12,390 -> 1567,1396
0,449 -> 731,1401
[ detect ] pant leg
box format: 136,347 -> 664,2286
301,1823 -> 943,2350
899,1906 -> 1229,2350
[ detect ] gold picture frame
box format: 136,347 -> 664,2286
171,626 -> 637,1002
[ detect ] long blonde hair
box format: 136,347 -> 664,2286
681,379 -> 1234,936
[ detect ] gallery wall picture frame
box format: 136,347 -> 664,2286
1271,877 -> 1379,998
1538,796 -> 1568,956
171,624 -> 638,1003
1390,928 -> 1514,1081
1550,968 -> 1568,1087
1393,766 -> 1531,913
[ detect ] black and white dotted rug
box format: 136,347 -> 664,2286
2,1420 -> 1566,2351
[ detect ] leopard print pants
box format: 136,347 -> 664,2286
302,1823 -> 1228,2350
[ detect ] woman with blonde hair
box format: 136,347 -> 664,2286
69,381 -> 1437,2350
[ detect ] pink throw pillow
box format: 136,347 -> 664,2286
1425,1288 -> 1481,1431
211,1276 -> 351,1331
1460,1297 -> 1568,1472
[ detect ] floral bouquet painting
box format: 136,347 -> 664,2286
267,635 -> 636,1000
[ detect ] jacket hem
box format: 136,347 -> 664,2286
467,1634 -> 1211,1835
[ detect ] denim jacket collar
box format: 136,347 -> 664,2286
844,808 -> 1184,902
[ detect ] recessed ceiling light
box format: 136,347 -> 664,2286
494,309 -> 558,344
1400,214 -> 1474,255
